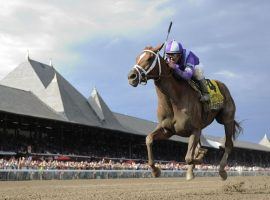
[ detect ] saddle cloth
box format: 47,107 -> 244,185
188,79 -> 224,110
206,79 -> 224,110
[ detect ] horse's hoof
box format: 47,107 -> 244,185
186,171 -> 194,181
152,167 -> 161,178
219,170 -> 227,181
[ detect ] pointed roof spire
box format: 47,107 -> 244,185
26,50 -> 30,61
259,134 -> 270,148
264,134 -> 269,140
87,87 -> 129,131
91,86 -> 97,96
49,58 -> 53,67
89,87 -> 104,120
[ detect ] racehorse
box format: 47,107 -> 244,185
127,44 -> 242,180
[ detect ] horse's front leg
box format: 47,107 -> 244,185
185,130 -> 201,181
146,127 -> 173,177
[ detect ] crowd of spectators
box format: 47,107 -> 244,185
0,156 -> 269,172
1,128 -> 270,173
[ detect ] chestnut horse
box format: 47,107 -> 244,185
128,44 -> 242,180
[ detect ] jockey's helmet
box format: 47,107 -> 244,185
165,40 -> 183,54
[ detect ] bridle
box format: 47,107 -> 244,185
133,49 -> 161,85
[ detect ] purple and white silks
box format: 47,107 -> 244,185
172,49 -> 200,80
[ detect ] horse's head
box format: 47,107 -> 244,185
128,44 -> 165,87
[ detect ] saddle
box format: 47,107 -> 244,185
188,79 -> 224,111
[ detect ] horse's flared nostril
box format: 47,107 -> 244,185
128,70 -> 139,87
129,73 -> 136,80
128,71 -> 137,80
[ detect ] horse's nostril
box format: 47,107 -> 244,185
129,73 -> 137,80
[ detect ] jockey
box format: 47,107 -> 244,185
165,40 -> 210,102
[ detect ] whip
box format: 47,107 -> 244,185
163,21 -> 173,58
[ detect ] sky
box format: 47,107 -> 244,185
0,0 -> 269,143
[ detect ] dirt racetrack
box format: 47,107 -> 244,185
0,176 -> 269,200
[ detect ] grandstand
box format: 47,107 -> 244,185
0,56 -> 269,167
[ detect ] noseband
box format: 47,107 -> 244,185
133,50 -> 161,85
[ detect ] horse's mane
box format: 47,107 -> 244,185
144,46 -> 153,50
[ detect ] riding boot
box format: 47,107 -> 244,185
198,78 -> 210,102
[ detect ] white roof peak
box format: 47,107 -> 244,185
259,133 -> 270,148
49,58 -> 53,67
88,87 -> 104,121
26,50 -> 30,61
91,87 -> 98,97
51,73 -> 57,83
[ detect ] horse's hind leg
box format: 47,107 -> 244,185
146,127 -> 173,177
219,121 -> 234,180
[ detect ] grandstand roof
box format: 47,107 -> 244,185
0,57 -> 269,152
113,112 -> 188,143
234,139 -> 270,152
0,85 -> 67,122
0,58 -> 137,133
114,112 -> 270,152
200,135 -> 221,149
0,59 -> 101,127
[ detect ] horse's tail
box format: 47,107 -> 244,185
233,120 -> 243,140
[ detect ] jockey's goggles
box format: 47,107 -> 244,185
166,53 -> 181,59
